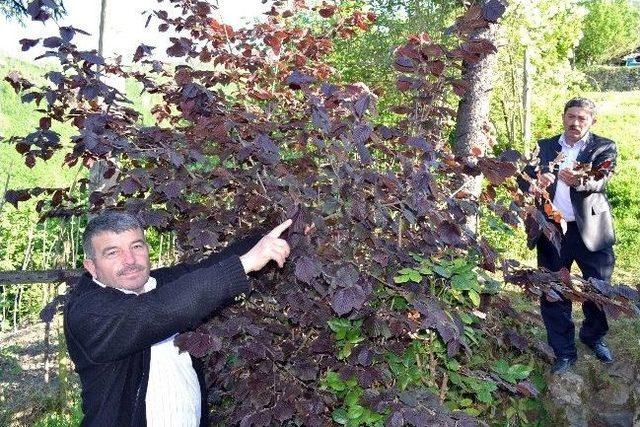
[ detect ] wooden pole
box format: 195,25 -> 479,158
0,269 -> 83,286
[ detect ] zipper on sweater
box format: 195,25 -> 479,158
131,349 -> 150,426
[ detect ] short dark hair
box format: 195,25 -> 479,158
563,97 -> 597,116
83,211 -> 144,259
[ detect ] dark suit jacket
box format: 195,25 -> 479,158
525,132 -> 617,252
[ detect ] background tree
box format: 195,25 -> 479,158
575,0 -> 640,66
490,0 -> 587,153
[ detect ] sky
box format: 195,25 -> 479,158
0,0 -> 268,61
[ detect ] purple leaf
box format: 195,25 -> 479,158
482,0 -> 507,22
4,189 -> 32,208
162,180 -> 185,199
331,284 -> 367,316
294,256 -> 321,284
285,70 -> 316,89
19,38 -> 40,51
254,134 -> 280,165
59,26 -> 75,42
174,331 -> 222,358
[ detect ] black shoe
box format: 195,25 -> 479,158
587,340 -> 614,364
551,356 -> 577,374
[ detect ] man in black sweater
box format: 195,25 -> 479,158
64,211 -> 295,426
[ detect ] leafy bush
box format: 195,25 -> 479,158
5,0 -> 637,425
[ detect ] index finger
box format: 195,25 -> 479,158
268,219 -> 293,238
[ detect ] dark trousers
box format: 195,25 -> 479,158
537,221 -> 615,358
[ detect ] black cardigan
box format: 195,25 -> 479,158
64,235 -> 260,426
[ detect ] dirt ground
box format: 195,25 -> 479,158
0,316 -> 78,426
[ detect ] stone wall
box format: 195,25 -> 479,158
583,66 -> 640,92
544,355 -> 640,426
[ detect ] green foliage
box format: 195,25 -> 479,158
576,0 -> 640,66
327,318 -> 365,360
321,372 -> 386,426
492,359 -> 533,384
32,393 -> 82,427
0,344 -> 22,377
399,252 -> 498,308
491,0 -> 588,153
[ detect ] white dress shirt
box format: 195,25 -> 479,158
93,277 -> 201,426
553,132 -> 589,222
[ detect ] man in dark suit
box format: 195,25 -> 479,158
526,97 -> 617,374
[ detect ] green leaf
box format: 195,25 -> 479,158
458,311 -> 474,325
398,268 -> 416,275
325,371 -> 346,392
328,318 -> 350,335
509,364 -> 533,381
394,275 -> 410,283
418,266 -> 432,275
451,273 -> 478,291
433,265 -> 452,278
345,390 -> 361,406
468,289 -> 480,307
332,408 -> 348,425
409,252 -> 424,263
347,404 -> 364,420
445,359 -> 461,371
459,398 -> 473,407
391,296 -> 408,310
409,271 -> 422,282
492,359 -> 510,377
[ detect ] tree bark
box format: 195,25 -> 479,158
454,3 -> 502,234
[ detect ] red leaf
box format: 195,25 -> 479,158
39,117 -> 51,130
319,4 -> 336,18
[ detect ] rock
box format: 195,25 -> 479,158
545,371 -> 589,426
591,411 -> 634,427
547,371 -> 585,406
596,382 -> 631,407
608,361 -> 635,381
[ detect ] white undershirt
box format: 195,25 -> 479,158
553,133 -> 588,222
93,277 -> 201,426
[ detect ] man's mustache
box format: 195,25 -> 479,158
117,265 -> 145,276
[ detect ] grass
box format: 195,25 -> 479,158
0,56 -> 78,190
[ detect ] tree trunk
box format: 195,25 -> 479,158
454,4 -> 502,235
